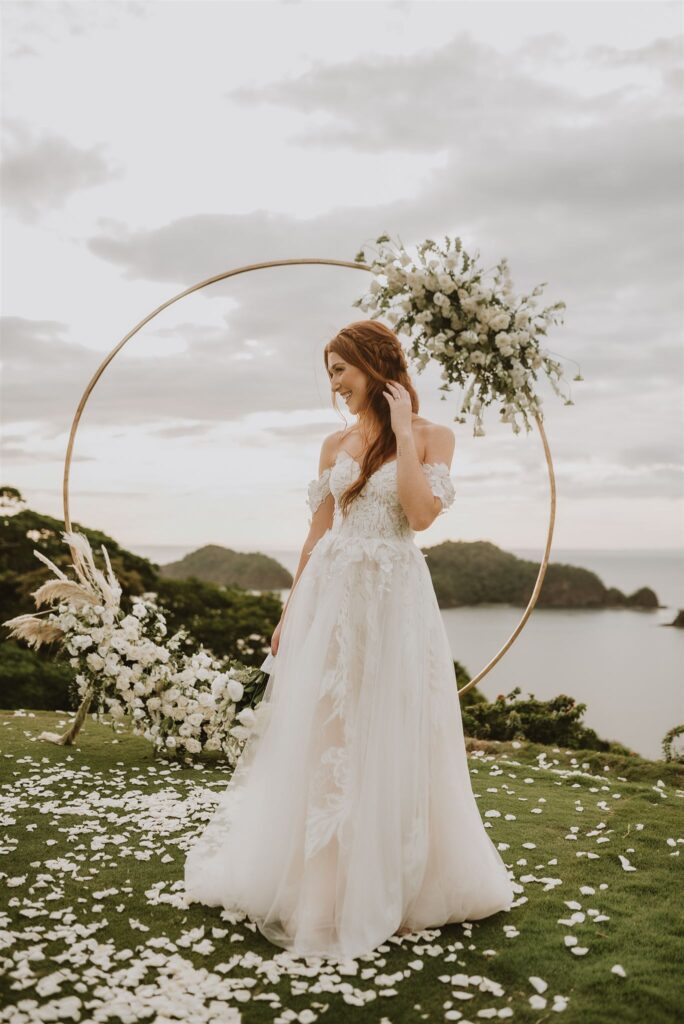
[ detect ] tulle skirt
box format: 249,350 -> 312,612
183,529 -> 515,960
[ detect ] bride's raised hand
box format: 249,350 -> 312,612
382,380 -> 413,437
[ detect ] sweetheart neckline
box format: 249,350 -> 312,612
332,449 -> 398,478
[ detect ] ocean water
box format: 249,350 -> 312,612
130,542 -> 684,760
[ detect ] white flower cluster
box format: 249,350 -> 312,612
29,532 -> 269,765
353,234 -> 579,435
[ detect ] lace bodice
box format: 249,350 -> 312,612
306,450 -> 455,540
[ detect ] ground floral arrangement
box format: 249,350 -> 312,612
2,531 -> 269,764
2,711 -> 682,1024
352,233 -> 579,436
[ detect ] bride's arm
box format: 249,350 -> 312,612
278,433 -> 338,624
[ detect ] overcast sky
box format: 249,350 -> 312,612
1,0 -> 682,559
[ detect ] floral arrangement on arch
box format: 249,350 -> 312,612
352,233 -> 581,436
3,532 -> 269,765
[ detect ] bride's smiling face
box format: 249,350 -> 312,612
327,352 -> 368,414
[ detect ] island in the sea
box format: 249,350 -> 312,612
159,539 -> 660,611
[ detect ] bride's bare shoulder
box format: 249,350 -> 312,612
414,417 -> 454,434
318,429 -> 346,472
413,417 -> 455,440
323,428 -> 348,449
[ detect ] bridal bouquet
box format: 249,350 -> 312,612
2,531 -> 269,765
353,233 -> 578,436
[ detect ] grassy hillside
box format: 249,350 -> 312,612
0,710 -> 682,1024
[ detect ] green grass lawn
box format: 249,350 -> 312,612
1,709 -> 682,1024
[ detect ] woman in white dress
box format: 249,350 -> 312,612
184,320 -> 515,959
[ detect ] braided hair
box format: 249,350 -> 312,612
324,320 -> 420,516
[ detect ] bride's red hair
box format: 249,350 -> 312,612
324,320 -> 419,515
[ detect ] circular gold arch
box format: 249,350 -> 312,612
63,257 -> 556,701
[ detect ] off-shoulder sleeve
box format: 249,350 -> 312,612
421,462 -> 455,515
306,467 -> 332,523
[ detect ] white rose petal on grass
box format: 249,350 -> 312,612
451,974 -> 471,987
35,973 -> 66,997
611,964 -> 627,978
529,976 -> 548,994
618,854 -> 637,871
529,995 -> 547,1009
563,935 -> 578,947
552,995 -> 569,1011
570,946 -> 589,956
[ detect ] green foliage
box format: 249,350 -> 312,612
454,658 -> 487,708
661,723 -> 684,762
461,685 -> 633,753
152,577 -> 282,666
0,640 -> 74,710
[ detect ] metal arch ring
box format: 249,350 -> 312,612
61,257 -> 556,700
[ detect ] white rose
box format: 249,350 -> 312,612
229,725 -> 250,741
490,311 -> 511,331
227,679 -> 244,702
211,675 -> 227,699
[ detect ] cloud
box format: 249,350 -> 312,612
588,35 -> 684,93
74,30 -> 681,343
1,119 -> 122,222
0,314 -> 344,433
228,32 -> 578,152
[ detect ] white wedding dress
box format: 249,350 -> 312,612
184,449 -> 515,959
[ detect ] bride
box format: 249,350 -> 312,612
183,320 -> 515,959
